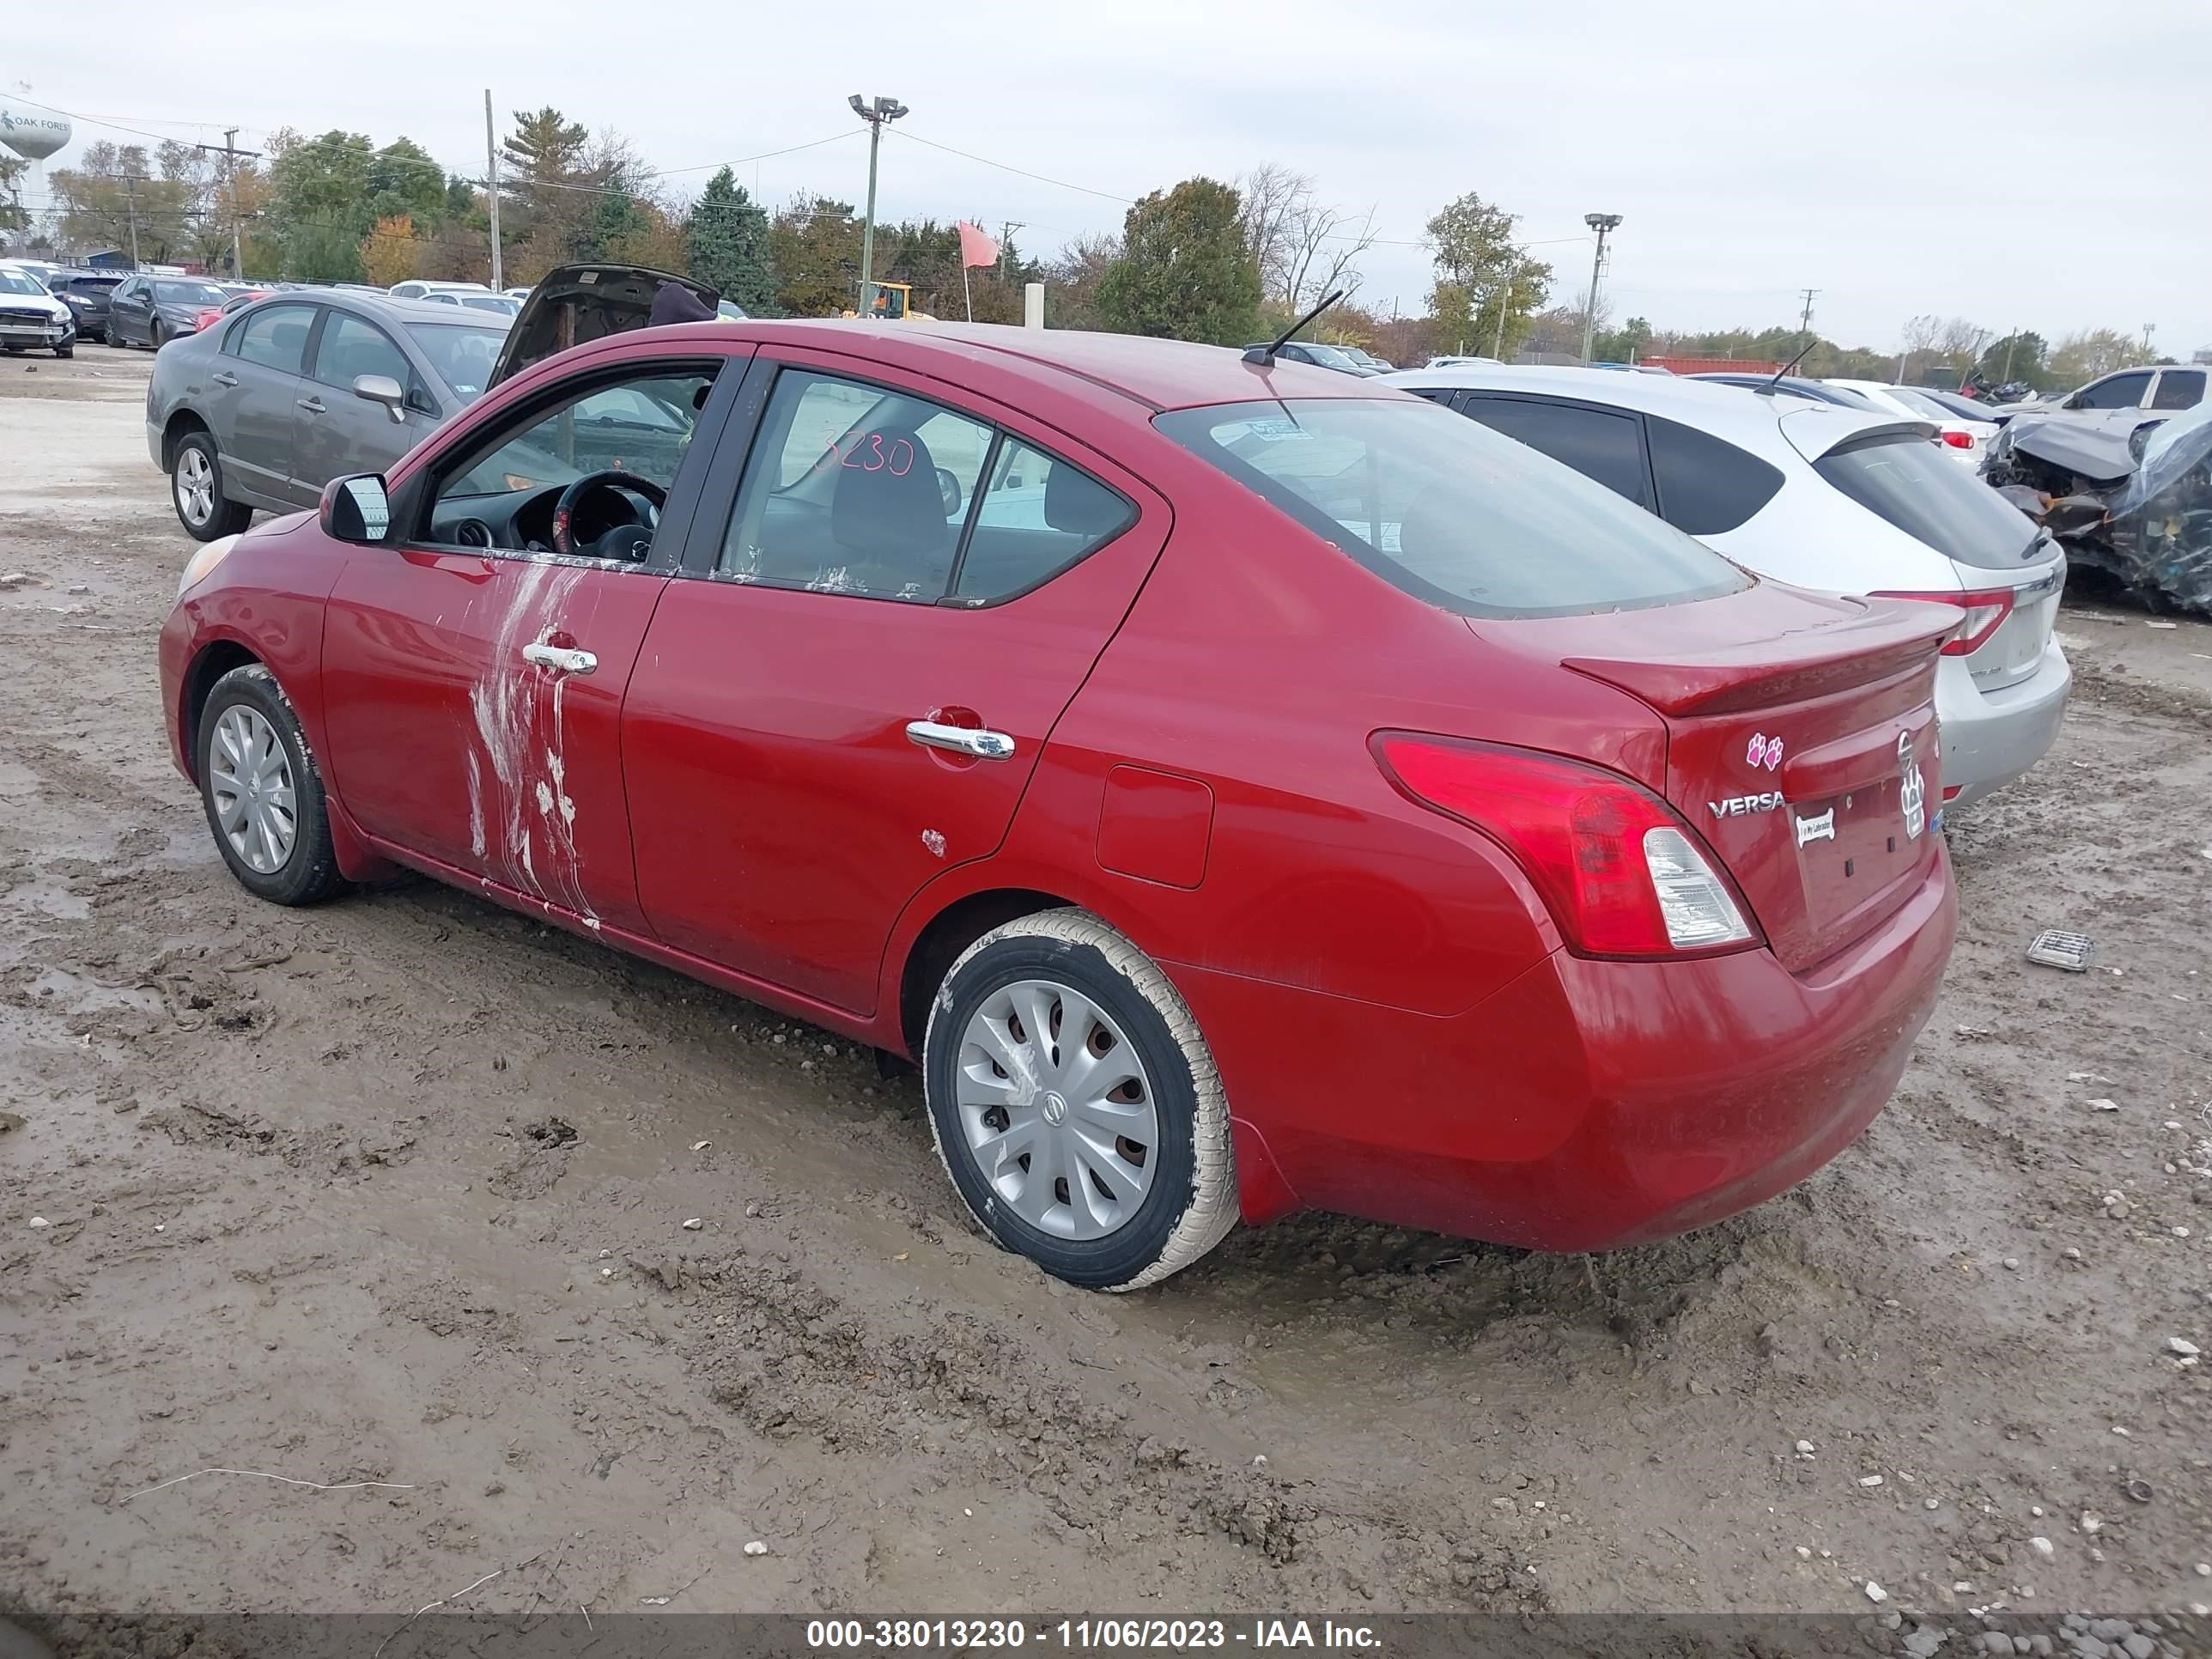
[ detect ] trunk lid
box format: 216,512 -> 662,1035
489,263 -> 720,388
1492,581 -> 1953,973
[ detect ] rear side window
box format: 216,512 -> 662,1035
1158,398 -> 1747,620
228,303 -> 314,374
1455,395 -> 1653,508
1813,432 -> 2040,568
2152,370 -> 2204,411
2075,372 -> 2150,410
1646,415 -> 1784,535
957,440 -> 1134,601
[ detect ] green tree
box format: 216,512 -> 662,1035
2049,328 -> 2153,386
267,128 -> 377,267
500,106 -> 590,244
1425,191 -> 1549,360
0,152 -> 27,236
1592,315 -> 1653,363
1094,178 -> 1261,345
1975,330 -> 2047,388
367,138 -> 449,228
769,196 -> 860,317
686,167 -> 775,313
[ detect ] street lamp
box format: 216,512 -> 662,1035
848,94 -> 908,319
1580,212 -> 1622,363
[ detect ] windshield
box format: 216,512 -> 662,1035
1814,431 -> 2042,568
404,322 -> 506,402
1158,398 -> 1748,619
1883,386 -> 1962,422
459,294 -> 520,316
0,270 -> 50,296
154,281 -> 228,307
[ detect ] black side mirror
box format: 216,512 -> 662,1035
321,474 -> 392,544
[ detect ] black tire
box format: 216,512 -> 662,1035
54,343 -> 72,359
196,663 -> 347,906
150,319 -> 166,349
922,908 -> 1237,1291
170,429 -> 252,541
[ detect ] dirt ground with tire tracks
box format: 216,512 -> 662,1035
1,347 -> 2209,1639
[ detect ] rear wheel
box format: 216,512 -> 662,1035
196,664 -> 345,906
923,909 -> 1237,1291
171,430 -> 251,541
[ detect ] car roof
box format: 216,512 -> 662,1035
699,320 -> 1392,413
1383,361 -> 1909,461
230,287 -> 511,328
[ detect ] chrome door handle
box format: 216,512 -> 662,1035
521,642 -> 597,676
212,371 -> 238,387
906,720 -> 1015,761
297,396 -> 325,414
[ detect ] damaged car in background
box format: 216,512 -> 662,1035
1982,400 -> 2212,614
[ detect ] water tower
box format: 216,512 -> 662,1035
0,100 -> 72,254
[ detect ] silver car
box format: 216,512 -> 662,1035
146,290 -> 507,541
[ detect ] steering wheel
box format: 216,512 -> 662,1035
551,471 -> 667,556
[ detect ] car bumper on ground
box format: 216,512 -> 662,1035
0,318 -> 72,348
1174,846 -> 1958,1251
1934,640 -> 2071,809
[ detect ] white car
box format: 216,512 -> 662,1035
0,260 -> 76,357
1384,365 -> 2070,810
387,280 -> 516,318
1826,379 -> 1996,468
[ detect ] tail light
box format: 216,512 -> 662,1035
1937,430 -> 1974,449
1874,587 -> 2014,656
1375,735 -> 1758,960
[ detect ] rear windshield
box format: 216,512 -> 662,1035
404,322 -> 506,403
1157,398 -> 1748,619
1814,430 -> 2041,568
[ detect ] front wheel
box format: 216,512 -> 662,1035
150,319 -> 166,349
196,664 -> 346,906
54,343 -> 72,359
923,909 -> 1238,1291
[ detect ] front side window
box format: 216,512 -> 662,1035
228,303 -> 314,374
1813,432 -> 2040,568
404,323 -> 504,403
1456,394 -> 1654,509
427,366 -> 719,556
310,313 -> 409,392
1158,398 -> 1747,619
2151,370 -> 2204,412
719,368 -> 993,601
2075,372 -> 2150,410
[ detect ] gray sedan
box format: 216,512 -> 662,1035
147,290 -> 507,541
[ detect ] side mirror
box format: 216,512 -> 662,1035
321,474 -> 392,544
353,373 -> 407,424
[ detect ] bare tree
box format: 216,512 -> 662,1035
1238,163 -> 1376,311
1042,232 -> 1123,331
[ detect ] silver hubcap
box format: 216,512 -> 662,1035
209,706 -> 296,874
955,979 -> 1159,1240
176,448 -> 214,527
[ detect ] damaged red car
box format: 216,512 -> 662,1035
158,287 -> 1959,1290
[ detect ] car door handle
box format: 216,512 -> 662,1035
297,396 -> 325,414
520,641 -> 597,676
906,720 -> 1015,761
212,371 -> 238,387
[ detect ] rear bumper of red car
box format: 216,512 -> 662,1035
1175,844 -> 1956,1251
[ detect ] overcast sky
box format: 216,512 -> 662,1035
16,0 -> 2212,354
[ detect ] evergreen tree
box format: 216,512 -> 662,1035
686,167 -> 775,314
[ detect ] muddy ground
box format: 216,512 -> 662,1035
0,348 -> 2208,1633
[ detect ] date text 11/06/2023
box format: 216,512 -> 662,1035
806,1620 -> 1385,1651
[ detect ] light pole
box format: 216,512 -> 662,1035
1579,212 -> 1621,363
847,94 -> 908,318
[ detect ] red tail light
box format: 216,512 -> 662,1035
1874,587 -> 2014,655
1374,734 -> 1759,960
1937,429 -> 1974,449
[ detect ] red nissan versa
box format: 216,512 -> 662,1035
157,313 -> 1959,1291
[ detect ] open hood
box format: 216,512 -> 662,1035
489,264 -> 720,388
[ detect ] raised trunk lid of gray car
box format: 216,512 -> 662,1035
489,264 -> 720,388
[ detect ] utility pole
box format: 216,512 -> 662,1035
2142,322 -> 2156,356
999,220 -> 1024,282
125,173 -> 140,269
847,94 -> 908,318
195,129 -> 259,279
1494,255 -> 1518,360
484,90 -> 503,292
1798,287 -> 1819,335
1579,213 -> 1621,362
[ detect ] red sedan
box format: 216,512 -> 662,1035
158,319 -> 1957,1290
